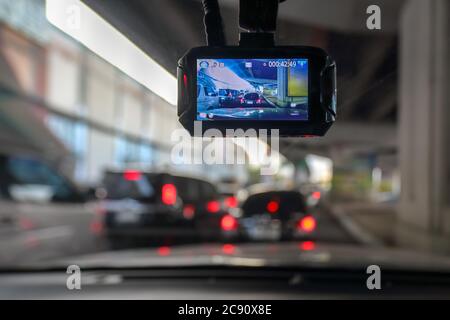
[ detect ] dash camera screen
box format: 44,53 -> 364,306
196,58 -> 309,121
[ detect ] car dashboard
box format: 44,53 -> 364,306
1,267 -> 450,299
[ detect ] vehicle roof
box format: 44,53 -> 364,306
237,182 -> 302,201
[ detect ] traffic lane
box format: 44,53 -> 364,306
311,207 -> 361,245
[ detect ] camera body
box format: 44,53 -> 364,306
178,45 -> 336,137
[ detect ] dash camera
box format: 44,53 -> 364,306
177,0 -> 336,137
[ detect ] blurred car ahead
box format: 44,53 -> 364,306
237,189 -> 316,242
239,92 -> 268,107
0,153 -> 98,265
97,169 -> 238,248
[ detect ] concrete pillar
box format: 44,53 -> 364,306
398,0 -> 450,234
277,66 -> 287,101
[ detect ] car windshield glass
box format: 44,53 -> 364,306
103,172 -> 156,200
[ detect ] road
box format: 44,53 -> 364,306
200,99 -> 308,121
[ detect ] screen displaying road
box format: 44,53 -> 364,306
196,58 -> 309,121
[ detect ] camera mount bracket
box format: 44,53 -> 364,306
238,0 -> 286,47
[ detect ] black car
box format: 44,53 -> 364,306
239,92 -> 268,107
99,169 -> 238,247
238,188 -> 316,241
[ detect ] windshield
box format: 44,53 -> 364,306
0,0 -> 449,291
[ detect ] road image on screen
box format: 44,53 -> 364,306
196,58 -> 308,121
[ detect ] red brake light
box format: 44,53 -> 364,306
123,170 -> 141,181
206,200 -> 220,213
157,246 -> 171,256
299,241 -> 316,251
266,200 -> 279,214
89,220 -> 103,235
183,204 -> 195,219
222,244 -> 236,255
257,99 -> 262,104
312,191 -> 321,200
297,216 -> 317,233
161,183 -> 177,205
221,215 -> 238,231
224,196 -> 238,208
240,98 -> 244,103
